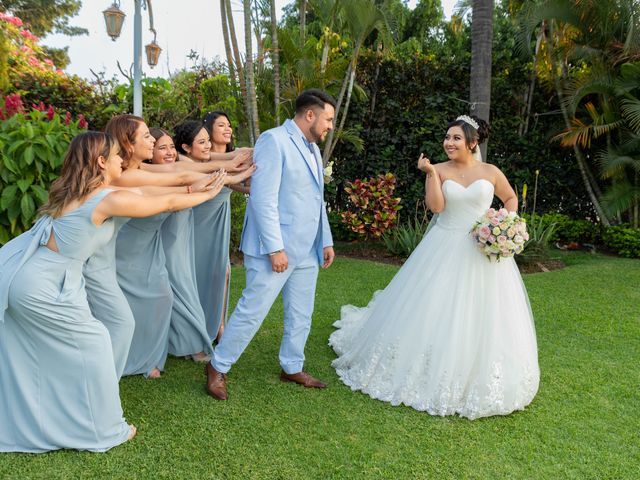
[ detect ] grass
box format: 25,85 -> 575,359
0,251 -> 638,479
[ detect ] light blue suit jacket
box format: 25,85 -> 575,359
240,119 -> 333,266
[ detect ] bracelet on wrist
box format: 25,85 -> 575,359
269,249 -> 284,256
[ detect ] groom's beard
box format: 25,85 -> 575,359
309,122 -> 327,143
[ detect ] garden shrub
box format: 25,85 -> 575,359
0,95 -> 85,243
0,13 -> 105,128
601,226 -> 640,259
341,173 -> 402,238
327,209 -> 358,242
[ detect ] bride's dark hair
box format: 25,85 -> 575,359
448,115 -> 490,153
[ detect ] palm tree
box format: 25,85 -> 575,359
270,0 -> 281,125
521,0 -> 640,225
469,0 -> 494,161
225,0 -> 247,100
220,0 -> 237,89
322,0 -> 393,165
244,0 -> 260,143
300,0 -> 307,46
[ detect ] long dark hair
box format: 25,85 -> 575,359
173,120 -> 206,155
203,111 -> 234,152
39,131 -> 113,218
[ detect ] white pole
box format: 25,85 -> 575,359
133,0 -> 143,116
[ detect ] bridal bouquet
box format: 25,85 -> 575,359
471,208 -> 529,260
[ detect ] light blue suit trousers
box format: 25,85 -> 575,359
211,252 -> 318,374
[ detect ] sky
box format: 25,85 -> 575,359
44,0 -> 457,81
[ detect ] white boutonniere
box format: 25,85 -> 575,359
323,161 -> 334,184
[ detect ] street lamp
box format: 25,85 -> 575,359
103,2 -> 126,41
102,0 -> 161,115
145,38 -> 162,68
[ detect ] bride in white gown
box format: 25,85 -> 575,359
329,115 -> 539,420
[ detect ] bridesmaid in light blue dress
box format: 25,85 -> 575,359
104,115 -> 242,378
196,112 -> 251,342
0,131 -> 228,453
153,127 -> 212,362
84,215 -> 133,379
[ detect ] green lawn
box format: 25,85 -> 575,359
1,252 -> 639,479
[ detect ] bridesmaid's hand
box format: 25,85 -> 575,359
226,151 -> 253,172
225,163 -> 256,185
205,170 -> 227,197
418,153 -> 436,176
191,173 -> 216,193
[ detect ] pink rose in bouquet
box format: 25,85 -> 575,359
471,208 -> 528,261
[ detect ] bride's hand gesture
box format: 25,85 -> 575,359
418,153 -> 436,176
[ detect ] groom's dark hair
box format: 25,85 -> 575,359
295,89 -> 336,115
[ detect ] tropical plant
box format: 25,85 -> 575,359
517,0 -> 640,226
381,201 -> 430,257
0,95 -> 86,243
322,0 -> 394,165
340,172 -> 402,238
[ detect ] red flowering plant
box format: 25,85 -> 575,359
340,173 -> 403,239
0,94 -> 86,244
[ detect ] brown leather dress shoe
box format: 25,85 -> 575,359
280,370 -> 327,389
205,363 -> 228,400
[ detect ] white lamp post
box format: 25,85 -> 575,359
102,0 -> 160,116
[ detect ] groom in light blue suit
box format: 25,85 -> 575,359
206,90 -> 336,400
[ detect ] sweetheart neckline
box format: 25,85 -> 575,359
442,178 -> 493,189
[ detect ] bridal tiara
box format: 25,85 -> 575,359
456,115 -> 479,130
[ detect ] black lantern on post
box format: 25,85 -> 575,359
102,1 -> 126,41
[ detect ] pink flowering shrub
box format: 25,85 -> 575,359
0,13 -> 102,127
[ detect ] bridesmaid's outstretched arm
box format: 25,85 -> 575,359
143,151 -> 253,173
93,172 -> 227,224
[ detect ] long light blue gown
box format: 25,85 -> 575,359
116,213 -> 173,377
162,209 -> 212,357
192,187 -> 232,342
0,190 -> 131,453
84,216 -> 134,379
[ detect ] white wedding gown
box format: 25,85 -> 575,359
330,179 -> 539,419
